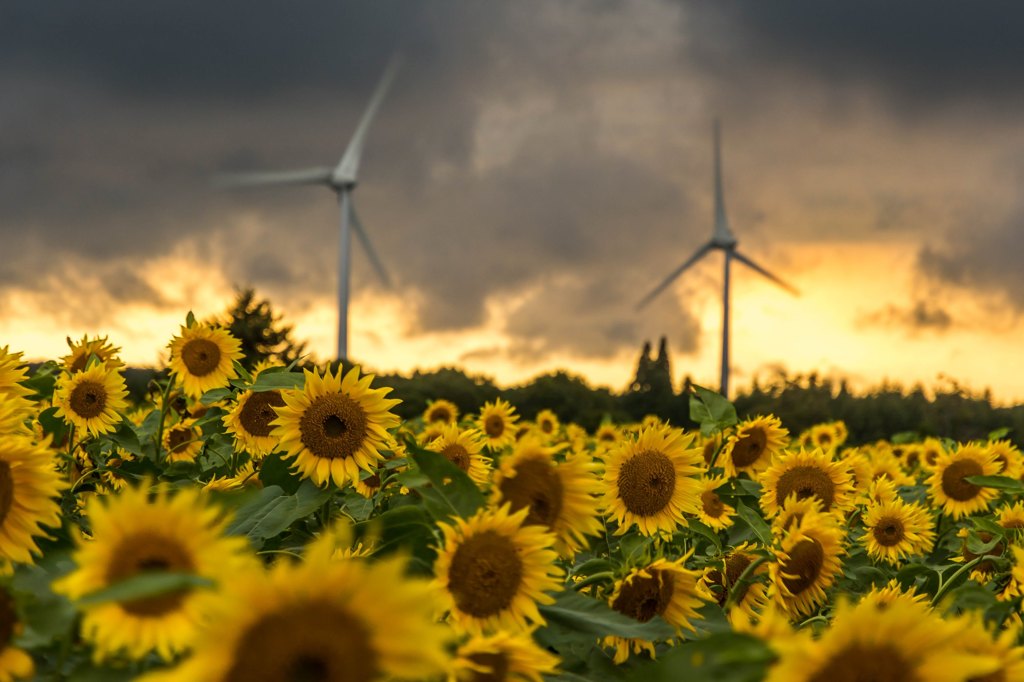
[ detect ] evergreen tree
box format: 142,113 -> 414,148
215,287 -> 309,370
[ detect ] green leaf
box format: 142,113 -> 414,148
186,310 -> 196,327
689,385 -> 738,436
683,518 -> 723,553
965,476 -> 1024,493
734,501 -> 772,546
247,370 -> 305,392
109,420 -> 144,458
406,445 -> 485,520
371,505 -> 438,573
200,387 -> 235,405
989,427 -> 1012,441
538,590 -> 676,641
226,481 -> 332,543
77,572 -> 214,608
258,451 -> 303,494
890,431 -> 920,445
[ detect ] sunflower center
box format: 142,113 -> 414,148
299,393 -> 369,460
942,459 -> 984,501
180,338 -> 221,377
701,490 -> 726,518
962,532 -> 1003,575
484,415 -> 506,438
428,407 -> 451,423
498,457 -> 564,528
540,419 -> 555,434
467,652 -> 510,682
106,533 -> 196,617
167,426 -> 194,453
447,530 -> 523,618
775,466 -> 836,512
0,462 -> 13,528
816,432 -> 833,446
437,445 -> 473,473
617,450 -> 676,517
872,517 -> 906,547
732,427 -> 767,468
780,538 -> 824,596
707,553 -> 754,607
224,602 -> 378,682
702,440 -> 717,465
70,353 -> 91,373
612,570 -> 674,623
599,430 -> 617,443
239,390 -> 285,438
69,380 -> 108,419
0,588 -> 16,650
808,643 -> 918,682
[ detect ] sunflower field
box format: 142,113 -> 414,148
2,319 -> 1024,681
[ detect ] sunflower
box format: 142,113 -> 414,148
167,322 -> 243,400
450,629 -> 559,682
765,597 -> 998,682
862,498 -> 935,565
758,447 -> 856,518
948,612 -> 1024,682
147,534 -> 451,682
434,504 -> 562,634
954,528 -> 1004,584
0,395 -> 31,437
771,496 -> 826,535
535,409 -> 560,438
163,417 -> 203,464
797,421 -> 846,453
997,502 -> 1024,532
222,389 -> 285,458
353,470 -> 383,499
491,438 -> 602,556
53,364 -> 129,438
863,449 -> 915,488
424,399 -> 459,425
0,587 -> 33,681
1000,546 -> 1024,602
271,365 -> 400,489
919,437 -> 947,470
0,435 -> 65,565
427,424 -> 492,487
701,542 -> 769,620
989,439 -> 1024,480
698,431 -> 723,467
477,398 -> 519,452
602,556 -> 710,664
927,442 -> 1001,519
601,425 -> 703,536
695,476 -> 735,530
99,448 -> 134,493
53,483 -> 253,661
250,359 -> 284,378
769,501 -> 845,618
61,334 -> 124,373
594,422 -> 622,450
858,579 -> 930,611
719,415 -> 789,478
0,348 -> 30,403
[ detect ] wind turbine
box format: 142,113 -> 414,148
637,120 -> 799,397
218,57 -> 400,361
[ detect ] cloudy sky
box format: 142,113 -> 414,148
4,1 -> 1024,400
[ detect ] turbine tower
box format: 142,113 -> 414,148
218,57 -> 400,361
637,120 -> 799,397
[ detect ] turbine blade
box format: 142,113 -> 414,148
334,55 -> 402,183
732,250 -> 799,295
349,200 -> 392,288
712,118 -> 735,245
214,167 -> 334,188
636,242 -> 716,310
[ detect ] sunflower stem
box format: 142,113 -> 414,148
154,375 -> 175,460
932,555 -> 986,607
723,555 -> 770,612
573,571 -> 616,591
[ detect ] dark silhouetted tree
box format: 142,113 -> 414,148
215,288 -> 309,370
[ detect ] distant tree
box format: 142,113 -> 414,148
505,371 -> 625,432
620,337 -> 689,425
214,287 -> 309,370
376,367 -> 500,422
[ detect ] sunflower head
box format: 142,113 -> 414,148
769,502 -> 845,618
452,629 -> 560,682
427,424 -> 492,487
477,398 -> 519,451
534,409 -> 560,438
0,435 -> 65,565
53,482 -> 253,661
492,438 -> 602,557
162,417 -> 203,464
988,439 -> 1024,479
424,399 -> 459,425
927,442 -> 1001,519
0,347 -> 31,403
758,447 -> 856,518
271,365 -> 400,488
434,504 -> 562,634
695,476 -> 735,530
62,334 -> 124,373
862,498 -> 936,565
701,542 -> 769,619
222,389 -> 286,458
720,415 -> 789,478
53,364 -> 129,438
167,322 -> 244,399
601,425 -> 704,536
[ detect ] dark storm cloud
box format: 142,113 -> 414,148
688,1 -> 1024,113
